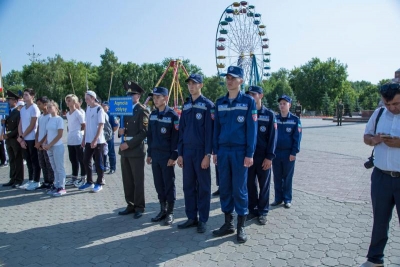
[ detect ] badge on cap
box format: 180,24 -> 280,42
229,66 -> 234,71
237,116 -> 244,123
128,81 -> 131,85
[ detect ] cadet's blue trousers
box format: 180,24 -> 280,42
151,152 -> 176,203
182,148 -> 211,222
247,155 -> 271,216
217,147 -> 248,216
272,151 -> 295,203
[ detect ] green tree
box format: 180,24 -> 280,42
321,91 -> 332,116
3,70 -> 24,93
289,58 -> 348,111
96,48 -> 121,101
203,75 -> 226,102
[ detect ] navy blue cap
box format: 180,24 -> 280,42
148,87 -> 169,97
278,95 -> 292,103
101,101 -> 109,106
222,66 -> 244,79
246,86 -> 263,95
185,74 -> 203,84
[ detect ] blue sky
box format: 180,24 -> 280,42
1,0 -> 399,84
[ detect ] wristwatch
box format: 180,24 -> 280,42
206,154 -> 211,158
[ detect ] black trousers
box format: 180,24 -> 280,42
38,149 -> 54,184
121,156 -> 145,212
23,140 -> 41,182
83,143 -> 105,185
6,138 -> 23,184
0,140 -> 6,164
68,145 -> 86,177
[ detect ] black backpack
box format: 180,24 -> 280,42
97,107 -> 113,141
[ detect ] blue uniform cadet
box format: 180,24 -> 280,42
214,91 -> 257,216
177,74 -> 215,233
272,95 -> 302,208
147,87 -> 179,225
245,86 -> 277,224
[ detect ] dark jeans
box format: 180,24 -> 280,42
83,143 -> 105,185
68,145 -> 86,177
0,140 -> 6,164
23,140 -> 41,182
103,138 -> 116,171
6,138 -> 23,184
38,149 -> 54,184
367,168 -> 400,264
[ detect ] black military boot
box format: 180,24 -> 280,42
164,202 -> 174,226
237,215 -> 248,243
151,202 -> 167,222
212,213 -> 235,237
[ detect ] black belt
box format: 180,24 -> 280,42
377,168 -> 400,178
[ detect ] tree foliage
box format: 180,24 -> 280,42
1,50 -> 392,112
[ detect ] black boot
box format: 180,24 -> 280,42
212,213 -> 235,237
151,202 -> 167,222
237,215 -> 248,243
164,202 -> 174,226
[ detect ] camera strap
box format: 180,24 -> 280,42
371,107 -> 385,157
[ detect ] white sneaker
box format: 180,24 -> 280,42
65,177 -> 77,186
53,188 -> 66,197
26,182 -> 41,191
18,181 -> 32,189
74,178 -> 86,188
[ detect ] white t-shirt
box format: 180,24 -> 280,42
85,105 -> 106,144
20,104 -> 41,141
66,109 -> 85,145
46,116 -> 64,146
38,113 -> 51,142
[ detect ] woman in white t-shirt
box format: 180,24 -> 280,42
43,101 -> 66,197
65,94 -> 86,187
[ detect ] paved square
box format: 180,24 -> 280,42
0,119 -> 399,266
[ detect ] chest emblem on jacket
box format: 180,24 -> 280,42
196,113 -> 202,120
237,116 -> 244,123
286,127 -> 292,133
260,126 -> 266,132
161,127 -> 167,134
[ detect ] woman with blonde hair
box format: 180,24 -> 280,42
43,100 -> 66,196
65,94 -> 86,187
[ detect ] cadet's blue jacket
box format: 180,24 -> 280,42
213,91 -> 257,158
275,112 -> 302,156
178,95 -> 214,156
255,106 -> 277,160
147,106 -> 179,160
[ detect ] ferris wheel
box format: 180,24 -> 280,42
215,1 -> 271,86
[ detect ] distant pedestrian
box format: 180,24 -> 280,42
295,100 -> 302,117
336,99 -> 344,126
42,101 -> 66,196
101,101 -> 119,174
146,87 -> 179,226
271,95 -> 302,209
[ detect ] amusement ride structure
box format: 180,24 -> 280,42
215,1 -> 271,86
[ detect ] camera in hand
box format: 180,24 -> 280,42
364,156 -> 374,169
